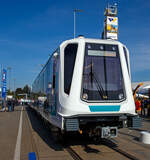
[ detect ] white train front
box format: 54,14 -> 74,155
32,36 -> 141,138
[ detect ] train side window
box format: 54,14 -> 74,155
123,47 -> 129,74
52,55 -> 57,95
52,75 -> 56,89
64,43 -> 78,95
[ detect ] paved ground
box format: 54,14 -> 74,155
21,107 -> 73,160
0,106 -> 150,160
0,106 -> 73,160
0,107 -> 21,160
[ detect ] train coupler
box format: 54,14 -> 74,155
101,126 -> 118,138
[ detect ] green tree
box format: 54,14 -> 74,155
15,88 -> 23,95
23,85 -> 30,94
7,89 -> 13,95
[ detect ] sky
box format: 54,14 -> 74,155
0,0 -> 150,89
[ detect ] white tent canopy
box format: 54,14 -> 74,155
136,93 -> 149,99
143,85 -> 150,89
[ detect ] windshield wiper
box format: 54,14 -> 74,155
92,72 -> 108,99
89,60 -> 107,100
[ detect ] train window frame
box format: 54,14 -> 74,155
81,43 -> 126,103
32,48 -> 60,96
123,47 -> 129,75
64,43 -> 78,95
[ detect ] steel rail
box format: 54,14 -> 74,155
64,146 -> 84,160
102,139 -> 140,160
27,107 -> 141,160
111,147 -> 140,160
118,131 -> 150,150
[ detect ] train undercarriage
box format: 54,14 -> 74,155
64,114 -> 141,139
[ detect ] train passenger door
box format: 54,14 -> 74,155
50,52 -> 59,116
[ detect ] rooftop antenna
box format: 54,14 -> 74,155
73,9 -> 83,39
102,2 -> 118,40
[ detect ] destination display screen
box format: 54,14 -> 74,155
86,43 -> 118,57
88,50 -> 116,57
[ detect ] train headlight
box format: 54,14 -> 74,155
119,93 -> 123,100
83,93 -> 88,100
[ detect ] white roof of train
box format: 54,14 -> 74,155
62,36 -> 123,45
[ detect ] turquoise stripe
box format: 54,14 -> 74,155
89,105 -> 120,112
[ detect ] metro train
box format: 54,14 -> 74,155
31,36 -> 141,138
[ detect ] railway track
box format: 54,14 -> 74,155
65,146 -> 83,160
26,107 -> 148,160
64,138 -> 141,160
101,139 -> 140,160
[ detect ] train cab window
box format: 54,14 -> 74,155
64,44 -> 78,95
123,47 -> 129,74
82,43 -> 125,102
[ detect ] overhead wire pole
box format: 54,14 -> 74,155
73,9 -> 83,38
14,78 -> 16,99
0,64 -> 3,99
74,10 -> 76,38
